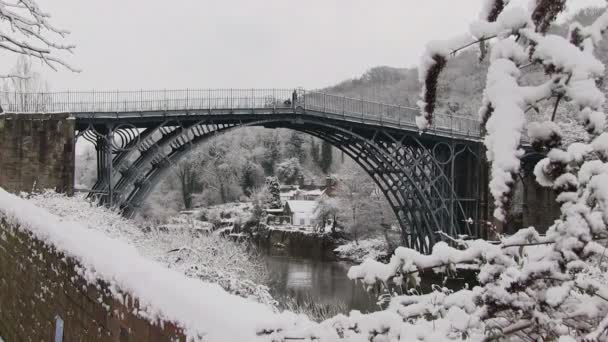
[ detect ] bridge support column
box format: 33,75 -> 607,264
95,129 -> 114,205
478,156 -> 498,239
0,113 -> 74,195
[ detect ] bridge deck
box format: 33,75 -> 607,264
0,89 -> 482,142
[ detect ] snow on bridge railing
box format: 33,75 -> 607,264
0,89 -> 481,138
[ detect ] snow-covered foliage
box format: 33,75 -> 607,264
27,191 -> 274,307
378,1 -> 608,340
334,238 -> 389,263
419,0 -> 608,223
265,176 -> 282,209
416,34 -> 470,131
276,157 -> 302,184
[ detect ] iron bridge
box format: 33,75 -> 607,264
2,89 -> 486,252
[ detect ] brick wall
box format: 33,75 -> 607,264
0,114 -> 75,195
0,218 -> 186,342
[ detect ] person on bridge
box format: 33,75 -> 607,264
292,90 -> 298,108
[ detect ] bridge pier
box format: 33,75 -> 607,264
478,154 -> 561,237
0,114 -> 74,195
95,131 -> 114,205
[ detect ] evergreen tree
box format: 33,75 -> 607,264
264,176 -> 281,209
310,137 -> 319,166
261,132 -> 281,175
319,140 -> 333,174
276,158 -> 302,185
285,131 -> 306,163
240,160 -> 263,197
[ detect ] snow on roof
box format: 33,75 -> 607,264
303,189 -> 324,196
286,200 -> 317,213
280,190 -> 298,197
0,188 -> 311,341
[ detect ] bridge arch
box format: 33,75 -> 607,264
82,117 -> 479,252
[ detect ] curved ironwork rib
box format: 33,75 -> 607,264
120,121 -> 421,248
113,118 -> 472,252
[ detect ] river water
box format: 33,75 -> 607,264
264,255 -> 379,313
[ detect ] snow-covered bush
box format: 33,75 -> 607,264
334,238 -> 389,263
27,191 -> 276,308
276,158 -> 303,185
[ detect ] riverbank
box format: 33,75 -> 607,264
251,225 -> 346,260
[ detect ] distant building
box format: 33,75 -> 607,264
284,200 -> 317,226
300,189 -> 325,201
265,207 -> 292,226
280,189 -> 299,204
279,187 -> 328,204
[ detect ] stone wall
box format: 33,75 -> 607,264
0,114 -> 75,195
0,218 -> 186,341
254,228 -> 340,260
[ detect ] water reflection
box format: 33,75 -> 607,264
265,255 -> 379,313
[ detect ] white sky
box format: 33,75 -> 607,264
5,0 -> 607,91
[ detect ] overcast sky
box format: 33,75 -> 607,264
7,0 -> 606,91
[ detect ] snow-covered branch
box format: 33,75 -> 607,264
0,0 -> 77,71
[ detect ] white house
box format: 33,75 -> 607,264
284,200 -> 317,226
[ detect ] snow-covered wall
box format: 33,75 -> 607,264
0,189 -> 309,342
0,211 -> 187,341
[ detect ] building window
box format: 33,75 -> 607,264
300,218 -> 305,225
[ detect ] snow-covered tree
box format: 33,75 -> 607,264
174,159 -> 202,210
0,1 -> 77,112
336,164 -> 380,244
256,5 -> 608,342
320,2 -> 608,341
276,157 -> 302,184
240,160 -> 264,197
285,131 -> 307,163
262,131 -> 282,175
0,1 -> 76,72
313,197 -> 340,232
1,56 -> 50,111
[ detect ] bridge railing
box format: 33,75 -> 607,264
304,92 -> 481,138
0,89 -> 481,138
0,89 -> 295,113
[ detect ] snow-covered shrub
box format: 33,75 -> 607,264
27,191 -> 276,308
334,238 -> 389,263
276,158 -> 302,185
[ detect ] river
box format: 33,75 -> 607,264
264,255 -> 379,313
